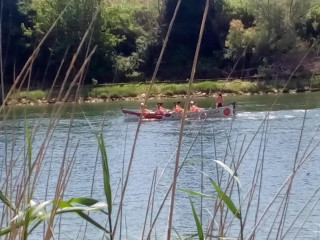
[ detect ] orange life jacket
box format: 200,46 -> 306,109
174,105 -> 182,113
156,107 -> 163,114
216,96 -> 222,104
190,106 -> 201,112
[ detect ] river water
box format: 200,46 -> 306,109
1,92 -> 320,239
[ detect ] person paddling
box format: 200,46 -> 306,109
190,101 -> 204,112
140,103 -> 150,115
215,93 -> 223,108
156,103 -> 170,114
173,101 -> 184,113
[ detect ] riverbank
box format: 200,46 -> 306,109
3,78 -> 320,106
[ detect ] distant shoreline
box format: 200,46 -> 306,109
3,78 -> 320,106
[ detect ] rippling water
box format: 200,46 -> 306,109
1,92 -> 320,239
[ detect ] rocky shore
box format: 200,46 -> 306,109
3,86 -> 319,106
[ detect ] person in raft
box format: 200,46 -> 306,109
173,101 -> 184,113
140,103 -> 150,114
190,101 -> 204,112
156,103 -> 170,114
215,93 -> 223,108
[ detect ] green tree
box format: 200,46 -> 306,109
18,0 -> 159,85
1,0 -> 30,85
223,0 -> 315,76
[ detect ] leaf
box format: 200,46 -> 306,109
0,221 -> 24,236
68,197 -> 99,206
214,160 -> 241,188
172,227 -> 183,240
190,199 -> 204,240
57,200 -> 109,234
25,121 -> 32,173
210,179 -> 241,219
76,211 -> 109,234
1,198 -> 110,237
178,188 -> 215,198
32,200 -> 52,217
96,133 -> 112,215
28,219 -> 43,235
68,197 -> 108,214
0,190 -> 16,211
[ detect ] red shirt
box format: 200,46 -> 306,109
190,106 -> 202,112
174,105 -> 183,113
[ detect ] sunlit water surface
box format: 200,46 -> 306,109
1,92 -> 320,239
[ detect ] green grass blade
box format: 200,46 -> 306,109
1,198 -> 109,237
0,220 -> 25,236
214,160 -> 241,188
172,227 -> 183,240
24,121 -> 32,240
96,134 -> 112,215
190,199 -> 204,240
32,200 -> 52,217
57,200 -> 97,212
57,200 -> 109,233
25,120 -> 32,173
28,219 -> 42,235
210,179 -> 241,219
29,207 -> 109,236
68,197 -> 108,214
68,197 -> 99,206
178,188 -> 215,198
0,190 -> 16,211
76,211 -> 110,234
0,227 -> 12,236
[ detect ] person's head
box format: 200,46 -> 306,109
177,101 -> 181,105
190,101 -> 195,105
218,93 -> 222,97
140,103 -> 145,108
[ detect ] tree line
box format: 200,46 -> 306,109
0,0 -> 319,88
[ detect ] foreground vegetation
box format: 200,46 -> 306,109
1,0 -> 320,239
1,83 -> 320,239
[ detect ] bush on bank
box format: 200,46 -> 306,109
12,90 -> 47,101
88,80 -> 260,98
8,76 -> 320,103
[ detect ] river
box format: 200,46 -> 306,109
1,92 -> 320,239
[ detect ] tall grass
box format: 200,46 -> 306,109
11,90 -> 47,101
0,3 -> 112,239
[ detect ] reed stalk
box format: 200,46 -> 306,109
0,4 -> 107,239
47,46 -> 70,101
111,0 -> 182,237
0,0 -> 4,103
0,4 -> 69,113
167,0 -> 210,238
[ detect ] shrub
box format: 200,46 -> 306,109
13,90 -> 47,101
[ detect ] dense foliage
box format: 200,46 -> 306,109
0,0 -> 319,87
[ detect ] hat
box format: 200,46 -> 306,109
140,103 -> 144,106
190,101 -> 194,105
